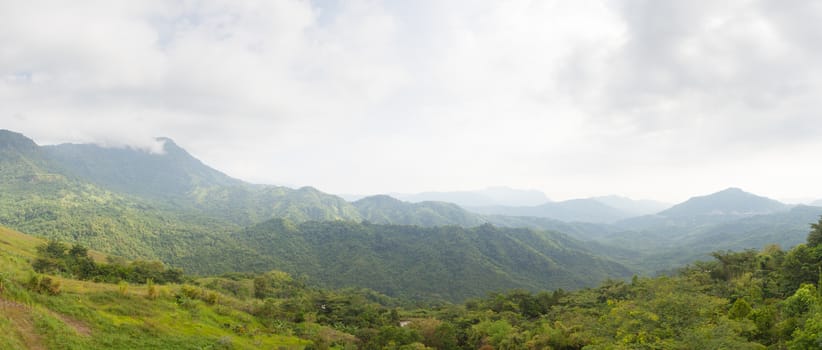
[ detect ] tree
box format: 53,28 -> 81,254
807,216 -> 822,247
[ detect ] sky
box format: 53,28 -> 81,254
2,0 -> 822,203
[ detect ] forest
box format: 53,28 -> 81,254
1,217 -> 820,349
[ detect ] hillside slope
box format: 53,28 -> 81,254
228,220 -> 632,301
0,224 -> 311,349
658,187 -> 788,217
353,195 -> 485,227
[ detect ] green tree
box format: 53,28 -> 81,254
807,216 -> 822,247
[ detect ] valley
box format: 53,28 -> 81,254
2,129 -> 822,349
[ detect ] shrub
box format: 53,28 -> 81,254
118,281 -> 129,296
146,279 -> 158,300
26,274 -> 61,295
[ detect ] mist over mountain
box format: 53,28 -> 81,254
812,199 -> 822,207
42,138 -> 242,199
467,199 -> 634,224
391,187 -> 550,207
591,195 -> 671,216
602,205 -> 822,272
3,128 -> 822,298
0,130 -> 631,300
36,135 -> 362,225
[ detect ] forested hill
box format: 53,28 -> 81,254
4,216 -> 822,349
41,138 -> 243,199
223,220 -> 633,301
1,130 -> 364,225
353,195 -> 485,227
0,130 -> 634,302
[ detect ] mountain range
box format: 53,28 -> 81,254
1,129 -> 821,299
388,187 -> 551,207
0,130 -> 630,300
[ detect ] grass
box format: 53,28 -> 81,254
0,225 -> 311,349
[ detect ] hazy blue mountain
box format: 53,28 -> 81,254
812,199 -> 822,207
591,195 -> 671,216
392,186 -> 550,207
602,205 -> 822,272
353,195 -> 485,227
225,219 -> 632,301
468,198 -> 633,223
658,187 -> 789,217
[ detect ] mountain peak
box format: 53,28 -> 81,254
355,194 -> 403,205
0,129 -> 39,154
659,188 -> 788,217
153,137 -> 188,156
718,187 -> 744,194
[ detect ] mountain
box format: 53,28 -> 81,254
601,205 -> 822,272
658,187 -> 789,217
812,199 -> 822,207
0,130 -> 359,265
468,199 -> 633,223
0,130 -> 633,300
353,195 -> 485,227
591,195 -> 671,216
42,138 -> 242,199
16,134 -> 363,226
227,219 -> 632,301
392,187 -> 550,207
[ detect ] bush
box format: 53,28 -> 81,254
146,279 -> 158,300
26,274 -> 61,295
118,281 -> 129,296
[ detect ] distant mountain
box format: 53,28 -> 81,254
658,187 -> 789,217
353,195 -> 485,227
601,205 -> 822,272
591,195 -> 670,216
392,187 -> 550,207
468,198 -> 633,223
226,219 -> 632,301
812,199 -> 822,207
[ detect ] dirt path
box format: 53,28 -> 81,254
53,312 -> 91,336
1,296 -> 92,349
0,298 -> 46,350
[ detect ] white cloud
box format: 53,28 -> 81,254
1,0 -> 822,202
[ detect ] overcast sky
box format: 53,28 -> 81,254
2,0 -> 822,203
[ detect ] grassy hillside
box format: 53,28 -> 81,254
5,219 -> 822,349
0,225 -> 312,349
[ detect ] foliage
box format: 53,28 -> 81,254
32,241 -> 183,284
5,214 -> 822,348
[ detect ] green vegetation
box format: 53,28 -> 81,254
5,217 -> 822,349
7,129 -> 822,348
354,195 -> 485,227
32,240 -> 183,284
228,220 -> 632,302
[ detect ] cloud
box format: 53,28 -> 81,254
1,0 -> 821,201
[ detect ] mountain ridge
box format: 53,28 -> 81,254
658,187 -> 789,217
